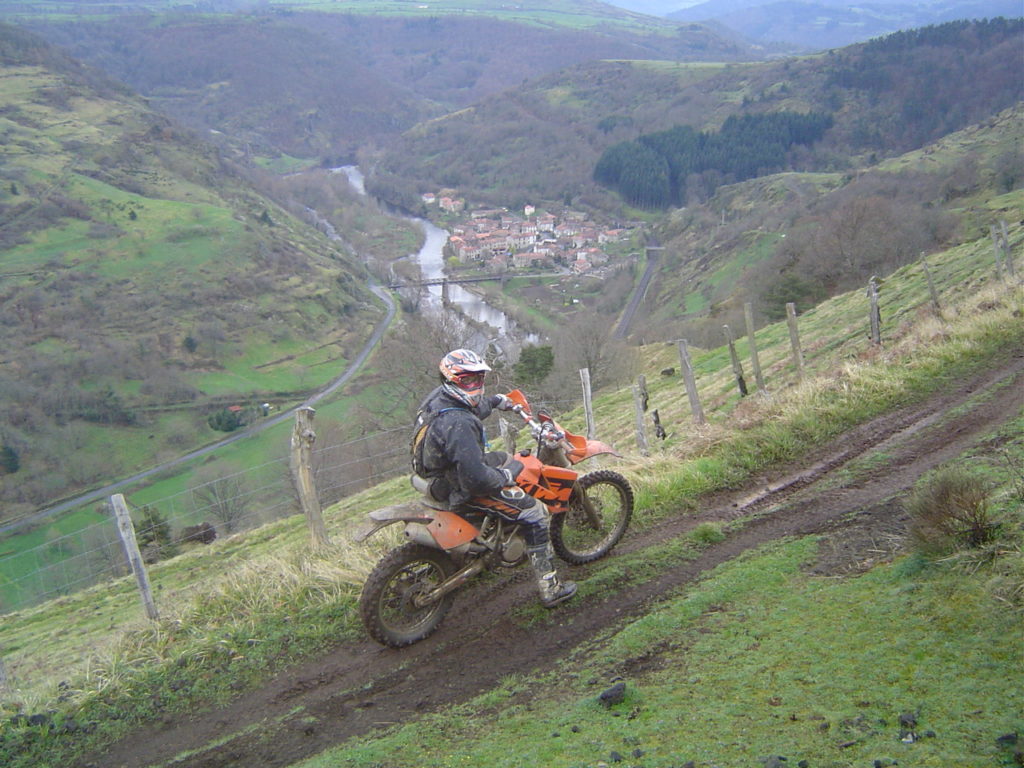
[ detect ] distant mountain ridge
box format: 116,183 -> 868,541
591,0 -> 1022,50
22,7 -> 751,163
666,0 -> 1023,49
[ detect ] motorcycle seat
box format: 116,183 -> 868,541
410,474 -> 447,509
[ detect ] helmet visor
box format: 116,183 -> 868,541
453,371 -> 486,390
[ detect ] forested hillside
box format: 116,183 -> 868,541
369,18 -> 1022,212
24,10 -> 748,164
0,23 -> 384,518
634,103 -> 1023,346
594,110 -> 834,207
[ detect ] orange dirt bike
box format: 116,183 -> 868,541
355,389 -> 634,648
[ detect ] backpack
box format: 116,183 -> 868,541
410,406 -> 462,477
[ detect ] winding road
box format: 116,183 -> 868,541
0,284 -> 397,535
614,243 -> 661,339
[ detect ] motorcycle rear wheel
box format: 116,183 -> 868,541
359,542 -> 457,648
551,469 -> 633,564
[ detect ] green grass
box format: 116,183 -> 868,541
303,537 -> 1023,768
0,205 -> 1021,767
0,0 -> 680,33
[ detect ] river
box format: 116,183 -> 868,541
338,166 -> 535,344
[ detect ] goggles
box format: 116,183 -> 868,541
453,371 -> 486,389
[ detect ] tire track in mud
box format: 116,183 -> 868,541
91,353 -> 1024,768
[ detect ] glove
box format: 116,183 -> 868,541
499,456 -> 524,487
493,393 -> 515,411
500,459 -> 524,486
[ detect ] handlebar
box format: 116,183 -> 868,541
510,402 -> 566,449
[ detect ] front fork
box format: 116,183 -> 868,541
571,482 -> 603,530
538,445 -> 602,531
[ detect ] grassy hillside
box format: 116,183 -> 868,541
0,199 -> 1019,766
0,23 -> 387,516
633,102 -> 1024,345
369,18 -> 1022,211
18,5 -> 748,164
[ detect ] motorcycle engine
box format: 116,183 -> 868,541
500,533 -> 526,566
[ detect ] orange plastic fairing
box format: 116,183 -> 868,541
426,509 -> 481,550
514,453 -> 577,512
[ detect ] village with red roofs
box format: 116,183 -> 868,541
423,192 -> 636,276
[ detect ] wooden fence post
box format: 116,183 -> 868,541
0,657 -> 9,694
785,303 -> 804,382
921,255 -> 941,313
867,276 -> 881,345
1000,220 -> 1016,279
677,339 -> 706,425
579,367 -> 595,439
743,303 -> 768,396
723,324 -> 748,397
633,384 -> 650,457
990,225 -> 1005,280
637,374 -> 649,412
499,416 -> 516,454
109,494 -> 159,621
291,407 -> 330,550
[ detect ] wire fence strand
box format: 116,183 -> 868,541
0,398 -> 582,613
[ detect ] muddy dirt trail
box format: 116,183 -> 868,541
89,353 -> 1024,768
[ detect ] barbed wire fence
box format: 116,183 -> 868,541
4,224 -> 1018,615
0,392 -> 582,614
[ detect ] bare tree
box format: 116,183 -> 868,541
191,464 -> 250,535
83,518 -> 129,580
551,309 -> 637,394
371,308 -> 481,422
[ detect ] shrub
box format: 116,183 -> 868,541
207,408 -> 244,433
906,466 -> 997,556
689,521 -> 726,546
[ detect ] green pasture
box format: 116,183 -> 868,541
0,234 -> 1020,766
316,536 -> 1022,768
0,0 -> 678,33
254,154 -> 320,175
577,207 -> 1021,458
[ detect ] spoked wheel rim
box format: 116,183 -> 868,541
553,470 -> 633,564
376,558 -> 448,637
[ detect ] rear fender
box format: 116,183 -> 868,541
352,502 -> 436,543
353,504 -> 481,551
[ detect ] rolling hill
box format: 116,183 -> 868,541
0,23 -> 385,518
367,17 -> 1022,214
16,2 -> 751,163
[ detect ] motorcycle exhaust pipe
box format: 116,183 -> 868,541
414,558 -> 486,608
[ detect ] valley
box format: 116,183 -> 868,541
0,4 -> 1021,765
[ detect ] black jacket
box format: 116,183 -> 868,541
416,385 -> 506,507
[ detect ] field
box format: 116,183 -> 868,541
0,211 -> 1020,767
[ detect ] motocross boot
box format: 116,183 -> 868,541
527,544 -> 577,608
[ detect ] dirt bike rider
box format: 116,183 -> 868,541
413,348 -> 577,608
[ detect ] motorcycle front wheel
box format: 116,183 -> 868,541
551,469 -> 633,564
359,542 -> 457,648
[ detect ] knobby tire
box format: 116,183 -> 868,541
359,542 -> 457,648
551,469 -> 633,564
